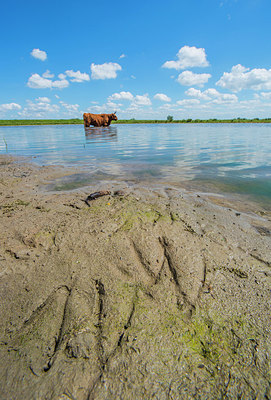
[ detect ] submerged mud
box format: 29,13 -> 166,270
0,156 -> 270,399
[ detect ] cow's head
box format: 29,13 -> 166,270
111,112 -> 118,121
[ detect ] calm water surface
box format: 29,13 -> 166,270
1,123 -> 271,207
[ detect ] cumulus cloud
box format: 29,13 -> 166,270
256,92 -> 271,99
204,88 -> 221,97
36,97 -> 50,103
177,71 -> 211,87
18,98 -> 60,118
133,94 -> 152,106
42,70 -> 54,78
60,101 -> 80,112
0,103 -> 21,111
216,64 -> 271,92
58,73 -> 66,80
65,70 -> 90,83
162,46 -> 209,70
212,93 -> 238,104
185,87 -> 238,104
119,54 -> 126,59
154,93 -> 171,102
107,92 -> 152,108
107,101 -> 122,109
108,91 -> 134,101
27,73 -> 69,89
31,48 -> 47,61
86,103 -> 121,114
185,88 -> 211,100
177,99 -> 200,106
91,62 -> 122,80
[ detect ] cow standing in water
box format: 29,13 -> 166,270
83,112 -> 117,128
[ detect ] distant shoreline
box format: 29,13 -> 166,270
1,118 -> 271,126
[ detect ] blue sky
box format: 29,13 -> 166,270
1,0 -> 271,119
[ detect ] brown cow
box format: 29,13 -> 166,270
83,112 -> 117,127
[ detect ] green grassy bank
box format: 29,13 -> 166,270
1,118 -> 271,126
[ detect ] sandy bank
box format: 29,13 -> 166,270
0,155 -> 270,399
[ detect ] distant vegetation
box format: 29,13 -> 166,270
0,119 -> 82,126
1,117 -> 271,126
116,117 -> 271,124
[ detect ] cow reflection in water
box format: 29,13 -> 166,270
85,126 -> 118,142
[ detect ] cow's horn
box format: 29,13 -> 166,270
114,111 -> 117,114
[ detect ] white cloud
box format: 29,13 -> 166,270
119,54 -> 126,59
0,103 -> 21,111
212,93 -> 238,104
133,94 -> 152,106
185,87 -> 238,104
204,88 -> 221,97
60,101 -> 80,112
18,98 -> 60,118
154,93 -> 171,102
91,62 -> 122,80
177,71 -> 211,87
158,103 -> 175,110
65,70 -> 90,83
86,103 -> 121,114
106,101 -> 122,109
216,64 -> 271,92
42,70 -> 54,78
177,99 -> 200,106
27,73 -> 69,89
36,97 -> 50,103
51,79 -> 70,89
256,92 -> 271,99
108,91 -> 134,101
58,73 -> 66,80
162,46 -> 209,70
185,88 -> 211,100
27,74 -> 52,89
31,48 -> 47,61
86,105 -> 104,113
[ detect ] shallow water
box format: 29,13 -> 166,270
1,123 -> 271,207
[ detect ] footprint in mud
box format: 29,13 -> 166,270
109,222 -> 206,314
9,282 -> 97,376
129,231 -> 165,283
159,234 -> 206,309
45,283 -> 97,371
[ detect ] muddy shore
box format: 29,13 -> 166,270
0,155 -> 270,399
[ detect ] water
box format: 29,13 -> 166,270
1,123 -> 271,207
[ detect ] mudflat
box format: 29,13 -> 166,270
0,155 -> 270,400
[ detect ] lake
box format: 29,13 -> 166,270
1,123 -> 271,208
